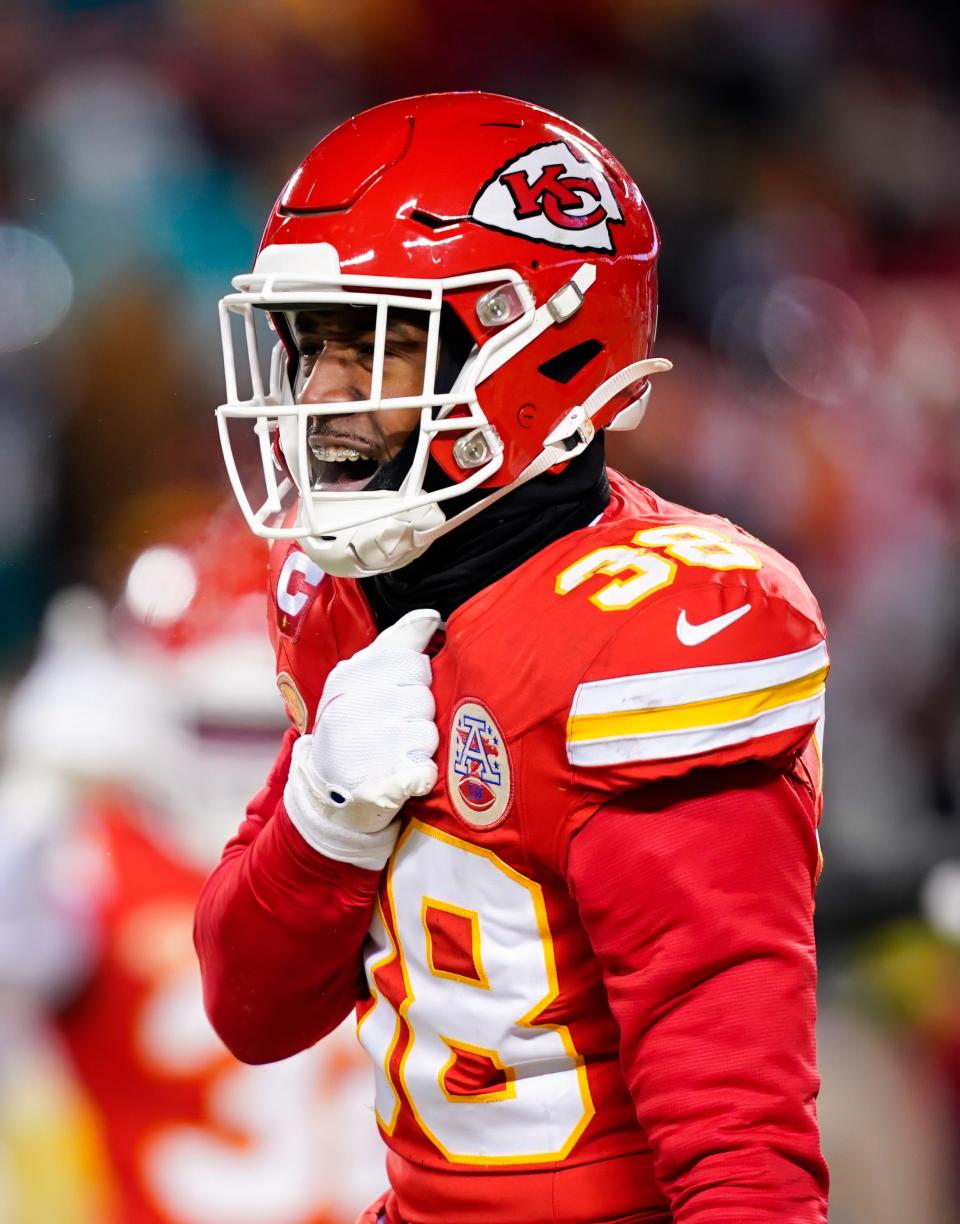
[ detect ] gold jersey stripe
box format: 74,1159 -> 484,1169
571,640 -> 829,717
567,665 -> 828,743
566,693 -> 824,767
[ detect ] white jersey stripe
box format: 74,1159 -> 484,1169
567,666 -> 826,743
570,640 -> 828,718
567,691 -> 825,767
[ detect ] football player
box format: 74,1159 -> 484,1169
197,93 -> 830,1222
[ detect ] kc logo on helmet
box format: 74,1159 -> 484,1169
471,141 -> 622,253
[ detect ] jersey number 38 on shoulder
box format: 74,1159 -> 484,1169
555,525 -> 761,612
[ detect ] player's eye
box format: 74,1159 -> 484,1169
356,337 -> 411,368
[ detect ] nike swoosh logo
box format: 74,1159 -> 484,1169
676,603 -> 752,646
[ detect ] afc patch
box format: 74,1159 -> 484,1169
470,140 -> 623,253
447,701 -> 512,829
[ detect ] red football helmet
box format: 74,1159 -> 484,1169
4,517 -> 286,867
115,515 -> 287,864
217,91 -> 670,576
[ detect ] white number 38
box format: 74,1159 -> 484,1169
556,524 -> 761,611
358,822 -> 594,1164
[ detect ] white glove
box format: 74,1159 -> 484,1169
283,608 -> 441,870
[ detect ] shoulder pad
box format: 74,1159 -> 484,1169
557,513 -> 827,785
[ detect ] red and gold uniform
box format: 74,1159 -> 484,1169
59,798 -> 378,1224
197,471 -> 829,1223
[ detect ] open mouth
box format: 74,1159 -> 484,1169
308,434 -> 381,491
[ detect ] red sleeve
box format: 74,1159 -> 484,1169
194,726 -> 382,1064
567,763 -> 829,1223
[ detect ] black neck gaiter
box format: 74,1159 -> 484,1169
360,436 -> 610,628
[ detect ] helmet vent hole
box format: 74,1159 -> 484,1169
410,208 -> 461,231
538,340 -> 604,385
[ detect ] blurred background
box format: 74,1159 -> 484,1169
0,0 -> 957,1220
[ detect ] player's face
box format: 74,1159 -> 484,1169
291,306 -> 428,490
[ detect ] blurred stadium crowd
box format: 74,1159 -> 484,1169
0,0 -> 958,1221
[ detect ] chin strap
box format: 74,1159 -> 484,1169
543,356 -> 673,445
412,355 -> 672,551
411,441 -> 571,550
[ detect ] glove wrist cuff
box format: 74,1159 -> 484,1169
284,737 -> 399,872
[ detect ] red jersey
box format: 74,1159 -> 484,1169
197,471 -> 829,1223
58,800 -> 383,1224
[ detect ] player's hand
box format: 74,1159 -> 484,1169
284,609 -> 441,866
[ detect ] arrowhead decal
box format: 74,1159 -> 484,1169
471,141 -> 622,253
